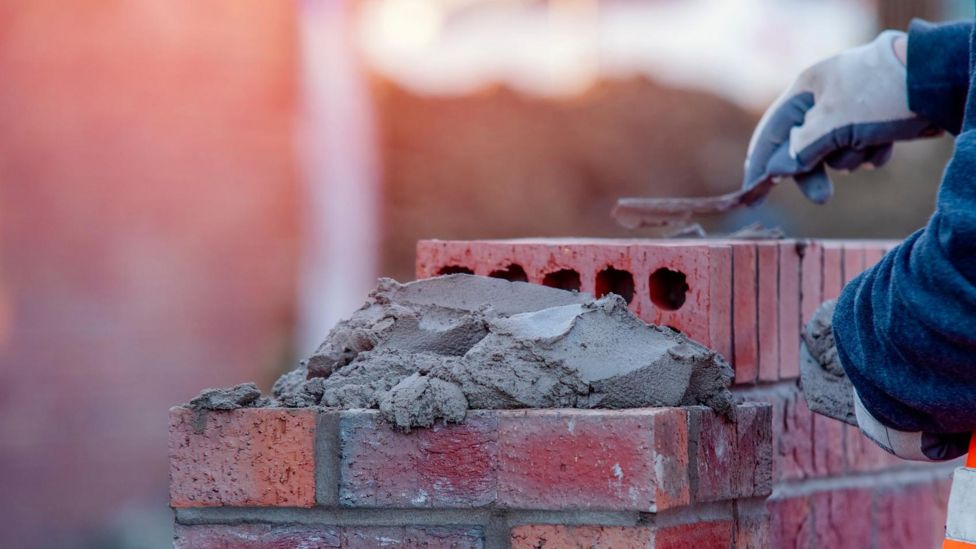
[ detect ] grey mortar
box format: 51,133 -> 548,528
189,275 -> 735,430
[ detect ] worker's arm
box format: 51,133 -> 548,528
828,26 -> 976,461
907,19 -> 972,135
741,22 -> 969,205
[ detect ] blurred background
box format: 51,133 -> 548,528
0,0 -> 972,547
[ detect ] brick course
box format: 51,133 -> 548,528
169,238 -> 953,549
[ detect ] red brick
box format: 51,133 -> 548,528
932,477 -> 953,542
811,488 -> 873,548
341,526 -> 484,548
778,241 -> 802,379
688,404 -> 772,502
844,424 -> 899,473
768,495 -> 814,549
635,242 -> 732,360
732,243 -> 758,384
863,241 -> 888,270
735,501 -> 771,549
874,483 -> 940,549
168,407 -> 317,508
654,520 -> 735,549
734,403 -> 774,498
174,524 -> 341,549
497,408 -> 689,512
756,242 -> 779,382
842,243 -> 866,286
687,407 -> 735,502
510,525 -> 653,548
339,411 -> 497,508
416,240 -> 479,277
822,243 -> 844,300
753,387 -> 814,482
812,413 -> 846,476
800,240 -> 823,326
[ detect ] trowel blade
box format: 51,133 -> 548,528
611,180 -> 775,230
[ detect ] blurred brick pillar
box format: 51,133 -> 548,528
0,1 -> 299,546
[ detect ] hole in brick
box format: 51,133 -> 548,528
488,264 -> 528,282
542,269 -> 582,292
438,265 -> 474,275
595,267 -> 635,304
649,267 -> 689,310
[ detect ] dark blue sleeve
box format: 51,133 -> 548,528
833,24 -> 976,434
908,19 -> 972,135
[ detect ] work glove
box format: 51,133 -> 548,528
742,30 -> 941,205
800,300 -> 971,462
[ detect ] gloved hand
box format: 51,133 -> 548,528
800,300 -> 971,462
743,30 -> 941,205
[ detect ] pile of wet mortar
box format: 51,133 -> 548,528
189,275 -> 734,431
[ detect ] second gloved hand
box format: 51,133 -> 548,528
742,30 -> 941,204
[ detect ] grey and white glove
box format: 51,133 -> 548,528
743,30 -> 941,204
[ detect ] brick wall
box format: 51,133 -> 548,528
168,237 -> 954,547
170,404 -> 771,548
414,238 -> 955,548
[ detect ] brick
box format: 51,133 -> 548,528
175,525 -> 486,549
874,483 -> 939,549
168,407 -> 317,508
732,243 -> 758,384
687,407 -> 734,503
497,408 -> 689,512
811,488 -> 873,548
778,241 -> 802,379
653,520 -> 735,549
416,240 -> 479,278
799,240 -> 823,328
812,413 -> 846,477
339,411 -> 497,508
733,403 -> 774,498
752,386 -> 815,482
174,524 -> 341,549
417,239 -> 734,359
863,241 -> 887,270
933,476 -> 953,543
822,243 -> 844,301
768,495 -> 814,549
756,243 -> 779,382
842,243 -> 866,286
735,500 -> 771,549
341,526 -> 484,549
636,242 -> 732,361
687,404 -> 772,502
844,424 -> 899,474
510,525 -> 653,548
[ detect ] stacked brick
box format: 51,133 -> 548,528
170,405 -> 772,548
415,238 -> 956,548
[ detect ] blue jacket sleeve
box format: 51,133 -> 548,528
833,24 -> 976,434
908,19 -> 972,135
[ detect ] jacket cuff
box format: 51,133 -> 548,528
907,18 -> 971,135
